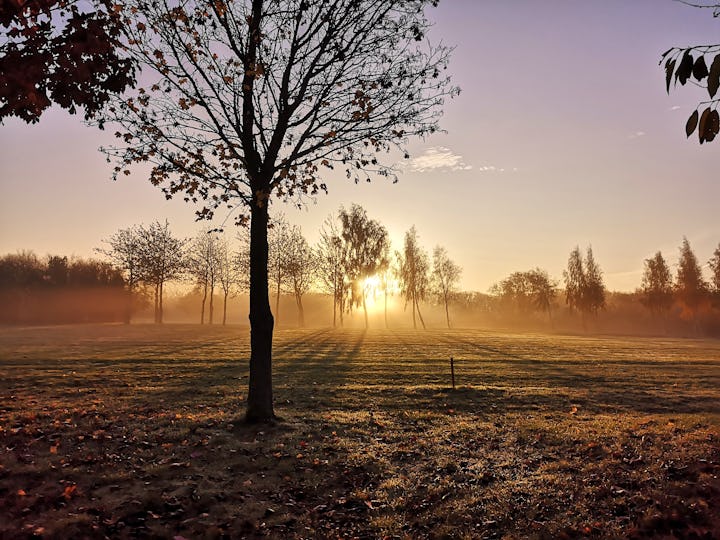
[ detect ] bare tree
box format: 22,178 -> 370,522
432,246 -> 461,328
339,204 -> 389,329
268,215 -> 292,326
709,243 -> 720,303
397,226 -> 429,330
187,230 -> 223,324
316,214 -> 346,327
217,236 -> 241,325
100,0 -> 456,421
136,220 -> 186,324
97,226 -> 143,323
283,226 -> 316,327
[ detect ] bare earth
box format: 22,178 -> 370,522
1,324 -> 719,539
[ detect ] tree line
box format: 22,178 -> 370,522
488,238 -> 720,336
0,251 -> 126,324
92,204 -> 463,329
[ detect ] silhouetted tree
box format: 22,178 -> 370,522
639,251 -> 674,319
187,230 -> 223,324
432,246 -> 461,328
98,226 -> 144,323
283,226 -> 316,327
0,0 -> 134,123
268,215 -> 292,326
316,215 -> 346,327
709,243 -> 720,306
136,220 -> 187,324
676,237 -> 708,328
339,204 -> 390,329
217,237 -> 241,325
99,0 -> 456,422
46,255 -> 69,287
397,226 -> 429,330
563,246 -> 605,327
584,247 -> 606,315
660,3 -> 720,144
491,268 -> 557,322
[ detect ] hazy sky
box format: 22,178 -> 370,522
1,0 -> 719,292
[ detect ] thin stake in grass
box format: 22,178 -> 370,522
450,356 -> 456,390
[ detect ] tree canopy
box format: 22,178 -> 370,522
0,0 -> 135,123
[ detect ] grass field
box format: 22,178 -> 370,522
1,324 -> 719,539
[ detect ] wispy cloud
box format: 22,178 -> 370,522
670,105 -> 682,111
628,131 -> 646,139
407,146 -> 472,172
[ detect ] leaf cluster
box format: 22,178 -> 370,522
0,0 -> 135,123
662,44 -> 720,143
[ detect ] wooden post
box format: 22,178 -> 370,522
450,356 -> 455,390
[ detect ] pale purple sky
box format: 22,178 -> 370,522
1,0 -> 719,292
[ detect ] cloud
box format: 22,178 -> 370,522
628,131 -> 646,139
407,147 -> 473,172
670,105 -> 682,111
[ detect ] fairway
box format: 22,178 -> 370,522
1,325 -> 719,538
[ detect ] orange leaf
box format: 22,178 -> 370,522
17,489 -> 26,496
50,445 -> 58,454
63,485 -> 77,500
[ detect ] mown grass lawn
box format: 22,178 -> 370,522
1,324 -> 719,539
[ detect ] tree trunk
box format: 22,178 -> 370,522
274,276 -> 281,327
384,288 -> 388,329
246,198 -> 275,422
296,292 -> 305,327
416,297 -> 426,330
154,283 -> 160,323
222,290 -> 228,325
362,290 -> 369,329
444,291 -> 450,329
332,290 -> 337,328
411,291 -> 417,329
200,280 -> 208,324
159,281 -> 164,323
209,279 -> 215,324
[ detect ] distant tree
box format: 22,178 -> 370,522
526,268 -> 558,323
339,204 -> 390,329
709,243 -> 720,305
136,220 -> 186,324
97,226 -> 144,323
676,237 -> 708,327
660,4 -> 720,144
99,0 -> 457,422
563,246 -> 605,326
432,246 -> 461,328
187,230 -> 223,324
217,237 -> 241,326
564,247 -> 585,314
377,256 -> 393,329
639,251 -> 674,318
0,251 -> 44,289
267,216 -> 292,326
0,0 -> 135,123
46,255 -> 69,287
316,215 -> 346,328
583,246 -> 606,316
397,226 -> 429,330
491,268 -> 557,323
282,226 -> 316,327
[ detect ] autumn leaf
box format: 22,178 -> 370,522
63,484 -> 77,500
